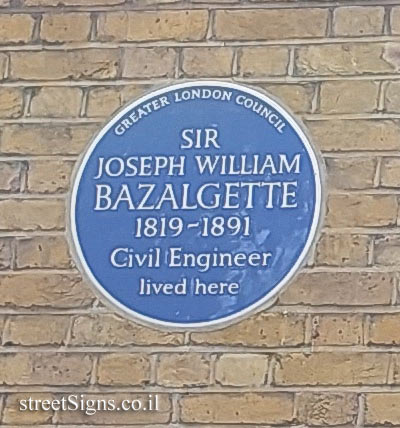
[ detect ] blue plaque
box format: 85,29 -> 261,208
70,81 -> 323,329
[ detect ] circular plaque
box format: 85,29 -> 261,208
70,81 -> 323,329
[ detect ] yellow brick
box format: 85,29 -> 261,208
30,87 -> 82,118
0,273 -> 94,308
297,393 -> 358,425
369,315 -> 400,345
57,393 -> 171,424
215,9 -> 328,40
326,195 -> 398,227
182,47 -> 233,77
41,13 -> 91,42
308,120 -> 400,152
275,352 -> 389,386
70,314 -> 184,346
98,10 -> 208,42
122,48 -> 176,78
239,47 -> 289,77
365,394 -> 400,425
326,157 -> 377,190
180,393 -> 294,424
3,393 -> 55,424
87,87 -> 122,117
3,315 -> 70,346
0,161 -> 23,192
0,239 -> 12,270
27,160 -> 74,193
333,7 -> 384,36
261,83 -> 314,114
381,157 -> 400,187
385,81 -> 400,112
295,43 -> 399,76
320,81 -> 379,113
157,354 -> 210,387
16,236 -> 72,269
191,313 -> 305,347
0,317 -> 5,341
1,124 -> 96,155
392,7 -> 400,35
10,49 -> 120,80
97,354 -> 151,386
280,272 -> 394,305
374,235 -> 400,266
0,353 -> 92,385
215,354 -> 268,386
0,54 -> 7,80
0,88 -> 23,118
0,14 -> 35,44
315,234 -> 370,267
0,199 -> 64,231
311,315 -> 363,345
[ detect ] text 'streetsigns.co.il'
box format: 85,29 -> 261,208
70,81 -> 324,329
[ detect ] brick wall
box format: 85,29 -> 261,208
0,0 -> 399,426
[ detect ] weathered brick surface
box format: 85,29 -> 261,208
239,47 -> 289,77
157,353 -> 210,387
316,234 -> 370,267
280,272 -> 394,306
3,393 -> 55,424
0,273 -> 94,308
308,120 -> 400,152
0,239 -> 12,270
0,14 -> 35,44
3,315 -> 70,345
0,353 -> 92,385
374,235 -> 400,266
191,313 -> 305,347
215,354 -> 268,386
369,315 -> 400,345
27,160 -> 74,193
214,9 -> 328,40
365,393 -> 400,425
70,314 -> 184,346
1,124 -> 97,155
0,161 -> 23,192
0,199 -> 65,231
319,80 -> 379,113
386,81 -> 400,112
98,11 -> 208,42
97,353 -> 151,385
311,314 -> 364,345
16,236 -> 72,268
295,43 -> 400,76
30,87 -> 82,117
326,157 -> 376,190
275,352 -> 389,385
381,157 -> 400,187
296,392 -> 358,425
10,50 -> 120,80
182,47 -> 234,77
333,7 -> 384,36
0,88 -> 24,118
180,393 -> 294,424
326,195 -> 398,227
122,47 -> 176,78
40,13 -> 91,43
